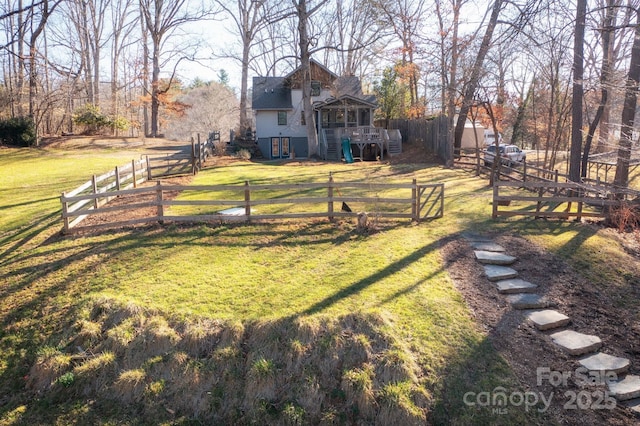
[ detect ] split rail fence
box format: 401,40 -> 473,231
61,176 -> 444,234
492,181 -> 635,220
61,134 -> 218,230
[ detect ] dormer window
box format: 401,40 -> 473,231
311,81 -> 321,97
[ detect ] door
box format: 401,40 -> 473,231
271,137 -> 290,159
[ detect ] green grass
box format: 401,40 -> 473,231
2,144 -> 636,424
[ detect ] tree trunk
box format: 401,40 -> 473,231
296,0 -> 319,157
151,36 -> 161,137
581,0 -> 614,178
569,0 -> 586,183
613,7 -> 640,188
240,37 -> 250,132
454,0 -> 503,154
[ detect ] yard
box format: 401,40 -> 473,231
0,137 -> 639,425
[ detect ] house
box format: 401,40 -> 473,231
252,60 -> 378,160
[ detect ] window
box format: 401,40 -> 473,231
311,81 -> 321,96
277,111 -> 287,126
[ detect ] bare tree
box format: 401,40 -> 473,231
319,0 -> 385,77
373,0 -> 427,118
214,0 -> 290,132
139,0 -> 217,137
293,0 -> 329,157
569,0 -> 586,182
613,6 -> 640,188
109,0 -> 139,128
453,0 -> 504,158
581,0 -> 616,177
165,82 -> 239,140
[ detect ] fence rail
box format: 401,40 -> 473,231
61,176 -> 444,233
492,181 -> 630,220
63,133 -> 219,230
62,159 -> 148,230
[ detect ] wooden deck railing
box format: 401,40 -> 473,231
61,176 -> 444,234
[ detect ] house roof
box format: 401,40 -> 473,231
313,94 -> 377,110
252,77 -> 293,110
252,61 -> 376,111
284,59 -> 338,81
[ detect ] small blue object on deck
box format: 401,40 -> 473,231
341,138 -> 354,164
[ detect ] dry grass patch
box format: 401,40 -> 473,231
24,297 -> 431,424
27,347 -> 72,393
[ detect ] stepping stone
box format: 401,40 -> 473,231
471,241 -> 506,252
624,398 -> 640,414
550,330 -> 602,356
608,375 -> 640,401
474,250 -> 517,265
579,352 -> 630,374
526,310 -> 570,330
462,233 -> 492,243
484,265 -> 518,282
507,293 -> 550,309
495,278 -> 538,294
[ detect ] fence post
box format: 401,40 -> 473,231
576,185 -> 584,222
115,165 -> 121,191
191,137 -> 197,175
523,159 -> 527,183
61,192 -> 70,233
411,178 -> 417,221
92,175 -> 98,209
328,173 -> 334,221
244,181 -> 251,222
132,159 -> 137,188
146,156 -> 152,180
156,180 -> 164,224
197,133 -> 202,169
439,183 -> 445,219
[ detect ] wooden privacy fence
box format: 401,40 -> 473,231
61,176 -> 445,233
492,181 -> 631,220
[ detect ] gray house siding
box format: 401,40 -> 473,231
257,137 -> 309,159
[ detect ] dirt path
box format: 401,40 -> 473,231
441,233 -> 640,425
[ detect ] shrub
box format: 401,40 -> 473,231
236,148 -> 251,160
609,202 -> 640,232
73,104 -> 130,134
0,116 -> 37,146
213,139 -> 228,156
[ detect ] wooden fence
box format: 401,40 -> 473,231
62,159 -> 148,230
60,176 -> 444,234
492,181 -> 631,220
455,150 -> 614,187
386,116 -> 450,164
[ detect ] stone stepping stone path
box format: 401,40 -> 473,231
495,278 -> 538,294
465,234 -> 640,409
474,250 -> 517,265
550,329 -> 602,356
579,352 -> 630,374
526,310 -> 570,331
507,293 -> 551,310
625,398 -> 640,414
471,241 -> 506,252
483,265 -> 518,281
608,375 -> 640,401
